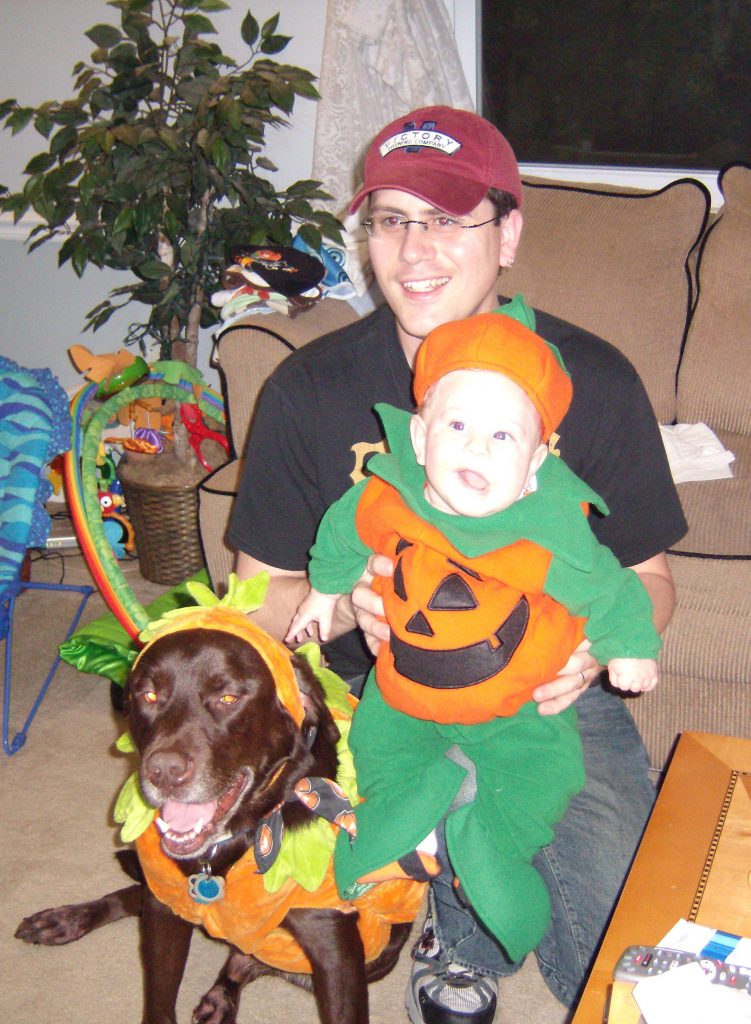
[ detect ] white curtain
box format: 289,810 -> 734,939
312,0 -> 474,295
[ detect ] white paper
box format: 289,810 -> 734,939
660,422 -> 735,483
634,963 -> 751,1024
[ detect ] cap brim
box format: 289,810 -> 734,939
349,168 -> 490,217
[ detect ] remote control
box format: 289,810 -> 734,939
615,945 -> 751,993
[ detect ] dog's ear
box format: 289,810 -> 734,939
291,655 -> 341,747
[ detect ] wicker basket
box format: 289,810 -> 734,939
118,461 -> 206,585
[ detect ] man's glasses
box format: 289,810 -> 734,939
362,212 -> 500,240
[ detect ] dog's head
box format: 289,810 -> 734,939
124,626 -> 340,861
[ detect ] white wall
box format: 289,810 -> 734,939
0,0 -> 477,391
0,0 -> 327,389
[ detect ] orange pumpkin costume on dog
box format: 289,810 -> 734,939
124,601 -> 425,973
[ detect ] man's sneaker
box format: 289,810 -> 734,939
406,916 -> 498,1024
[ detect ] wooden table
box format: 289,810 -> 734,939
571,731 -> 751,1023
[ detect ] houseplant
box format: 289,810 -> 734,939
0,0 -> 341,582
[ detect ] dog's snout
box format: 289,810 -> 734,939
144,749 -> 194,790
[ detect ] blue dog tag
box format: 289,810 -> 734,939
188,871 -> 225,904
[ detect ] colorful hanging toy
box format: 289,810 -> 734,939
64,357 -> 226,639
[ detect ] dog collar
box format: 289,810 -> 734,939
189,773 -> 357,905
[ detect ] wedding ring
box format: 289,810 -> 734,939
578,670 -> 587,685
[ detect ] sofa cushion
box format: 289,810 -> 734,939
670,431 -> 750,558
677,162 -> 751,433
503,177 -> 711,424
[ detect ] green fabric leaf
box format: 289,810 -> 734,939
295,643 -> 352,716
263,816 -> 334,893
116,732 -> 136,753
113,771 -> 156,842
57,635 -> 136,686
59,570 -> 211,685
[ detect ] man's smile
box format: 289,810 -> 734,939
402,277 -> 450,293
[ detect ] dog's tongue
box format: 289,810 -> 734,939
160,799 -> 218,834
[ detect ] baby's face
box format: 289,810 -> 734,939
410,369 -> 548,517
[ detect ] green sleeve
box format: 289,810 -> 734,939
308,480 -> 374,596
544,537 -> 662,664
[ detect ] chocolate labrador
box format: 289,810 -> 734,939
15,627 -> 416,1024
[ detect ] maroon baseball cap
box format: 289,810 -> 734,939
349,105 -> 522,216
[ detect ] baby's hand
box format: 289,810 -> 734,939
285,609 -> 319,645
607,657 -> 659,693
285,590 -> 339,645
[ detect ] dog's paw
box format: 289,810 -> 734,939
192,986 -> 238,1024
15,904 -> 98,946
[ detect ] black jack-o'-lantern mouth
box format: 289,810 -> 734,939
389,540 -> 530,689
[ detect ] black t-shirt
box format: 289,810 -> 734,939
228,301 -> 687,678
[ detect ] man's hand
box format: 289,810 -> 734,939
351,553 -> 392,655
533,640 -> 602,716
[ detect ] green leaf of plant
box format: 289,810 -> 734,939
72,241 -> 89,278
261,35 -> 292,56
86,24 -> 123,49
34,114 -> 54,138
210,136 -> 229,176
112,206 -> 133,235
138,258 -> 173,280
291,79 -> 319,100
179,236 -> 197,269
0,98 -> 17,121
158,127 -> 181,151
261,14 -> 280,37
49,124 -> 78,157
297,223 -> 322,253
163,209 -> 180,240
24,152 -> 55,175
241,11 -> 260,46
175,77 -> 211,108
184,13 -> 217,36
7,107 -> 34,135
112,124 -> 140,147
197,0 -> 230,11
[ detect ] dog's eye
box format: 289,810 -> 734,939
141,691 -> 158,704
219,694 -> 238,705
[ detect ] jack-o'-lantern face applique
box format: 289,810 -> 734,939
388,538 -> 530,690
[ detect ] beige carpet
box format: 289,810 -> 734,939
1,546 -> 568,1024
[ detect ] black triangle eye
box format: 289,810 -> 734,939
393,558 -> 407,601
428,574 -> 478,611
406,610 -> 434,636
448,559 -> 481,581
396,538 -> 413,555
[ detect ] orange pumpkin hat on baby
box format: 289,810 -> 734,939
413,311 -> 572,442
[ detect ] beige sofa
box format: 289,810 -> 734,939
199,161 -> 751,772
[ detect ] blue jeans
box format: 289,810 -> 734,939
430,683 -> 656,1008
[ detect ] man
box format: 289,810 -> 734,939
229,106 -> 686,1023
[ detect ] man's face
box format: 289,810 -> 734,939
367,189 -> 522,365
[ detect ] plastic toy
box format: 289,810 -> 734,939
180,403 -> 230,471
64,377 -> 225,639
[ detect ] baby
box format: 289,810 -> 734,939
286,303 -> 660,962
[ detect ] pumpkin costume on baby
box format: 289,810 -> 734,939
305,304 -> 661,961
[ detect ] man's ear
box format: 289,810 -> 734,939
499,209 -> 523,268
410,413 -> 428,466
